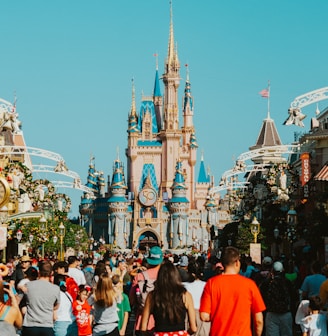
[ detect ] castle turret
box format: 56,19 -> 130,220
169,160 -> 189,248
108,158 -> 129,248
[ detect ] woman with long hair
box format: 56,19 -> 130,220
140,261 -> 197,336
89,273 -> 119,336
0,280 -> 22,333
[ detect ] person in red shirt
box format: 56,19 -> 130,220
200,246 -> 266,336
72,285 -> 93,336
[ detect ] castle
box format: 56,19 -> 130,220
79,4 -> 224,251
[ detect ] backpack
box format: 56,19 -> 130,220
261,275 -> 291,314
83,267 -> 94,287
66,276 -> 79,301
136,270 -> 156,310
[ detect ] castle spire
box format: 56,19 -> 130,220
198,152 -> 210,183
153,63 -> 161,98
168,1 -> 174,67
183,64 -> 193,126
162,0 -> 180,131
165,0 -> 180,74
128,80 -> 139,133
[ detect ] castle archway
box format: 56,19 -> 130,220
138,230 -> 159,251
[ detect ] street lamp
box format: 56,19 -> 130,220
274,227 -> 280,257
89,237 -> 94,252
16,229 -> 22,242
274,227 -> 280,239
287,206 -> 297,225
0,206 -> 8,263
59,222 -> 65,261
52,235 -> 58,260
250,217 -> 260,243
287,206 -> 297,257
39,215 -> 47,259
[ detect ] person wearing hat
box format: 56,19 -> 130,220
129,245 -> 163,336
10,255 -> 31,290
260,261 -> 294,336
253,256 -> 273,288
178,255 -> 190,282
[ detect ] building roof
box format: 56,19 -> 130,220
250,115 -> 282,150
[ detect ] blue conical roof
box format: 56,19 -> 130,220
153,69 -> 161,97
111,159 -> 127,190
198,156 -> 210,183
171,160 -> 186,190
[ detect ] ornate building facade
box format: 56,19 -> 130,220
79,6 -> 221,251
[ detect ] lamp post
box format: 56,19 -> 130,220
39,215 -> 47,259
59,222 -> 65,261
53,235 -> 58,259
250,217 -> 260,244
274,227 -> 280,257
16,229 -> 23,243
89,237 -> 94,253
0,206 -> 8,263
287,206 -> 297,257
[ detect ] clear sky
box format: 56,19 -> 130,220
1,0 -> 328,218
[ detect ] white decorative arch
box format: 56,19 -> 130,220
211,144 -> 300,195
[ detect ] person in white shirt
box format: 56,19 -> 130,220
53,274 -> 78,336
183,258 -> 210,336
67,256 -> 86,286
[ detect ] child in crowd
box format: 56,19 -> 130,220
112,274 -> 131,336
72,285 -> 93,336
300,296 -> 327,336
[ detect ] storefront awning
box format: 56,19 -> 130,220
314,163 -> 328,181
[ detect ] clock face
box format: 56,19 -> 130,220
0,178 -> 10,208
139,187 -> 157,206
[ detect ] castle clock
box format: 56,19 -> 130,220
139,187 -> 157,206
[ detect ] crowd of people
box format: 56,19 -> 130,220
0,246 -> 328,335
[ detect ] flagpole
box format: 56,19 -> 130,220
267,80 -> 271,119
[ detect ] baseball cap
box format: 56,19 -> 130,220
146,246 -> 163,266
179,255 -> 189,267
262,256 -> 273,265
273,261 -> 284,272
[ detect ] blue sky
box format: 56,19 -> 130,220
1,0 -> 328,217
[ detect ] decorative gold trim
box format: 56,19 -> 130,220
0,177 -> 10,208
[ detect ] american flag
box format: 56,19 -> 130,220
259,88 -> 269,98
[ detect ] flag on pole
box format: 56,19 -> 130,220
259,88 -> 269,98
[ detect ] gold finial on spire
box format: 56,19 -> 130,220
130,78 -> 136,116
185,63 -> 189,82
167,0 -> 175,66
116,146 -> 120,161
90,153 -> 95,166
154,52 -> 159,70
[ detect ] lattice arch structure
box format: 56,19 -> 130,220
211,144 -> 300,195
